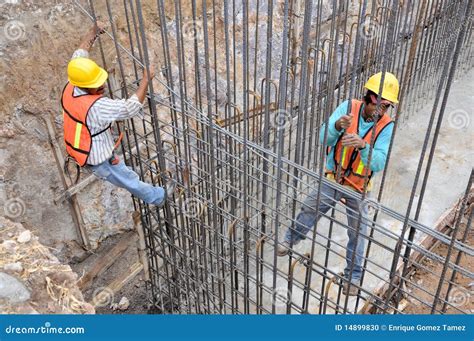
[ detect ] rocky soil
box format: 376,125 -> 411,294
0,216 -> 94,314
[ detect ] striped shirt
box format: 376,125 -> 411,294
70,49 -> 143,165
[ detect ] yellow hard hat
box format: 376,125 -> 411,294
67,57 -> 108,88
364,72 -> 399,104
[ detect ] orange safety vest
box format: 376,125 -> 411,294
61,83 -> 110,166
326,99 -> 393,193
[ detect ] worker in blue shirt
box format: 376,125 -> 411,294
278,72 -> 399,296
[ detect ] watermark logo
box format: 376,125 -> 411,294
273,287 -> 291,308
447,109 -> 471,130
271,109 -> 292,131
182,197 -> 204,219
4,197 -> 26,219
448,286 -> 471,308
3,20 -> 26,41
4,321 -> 85,335
359,18 -> 381,41
91,287 -> 114,308
182,20 -> 203,40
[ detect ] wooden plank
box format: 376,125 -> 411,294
91,262 -> 143,309
133,211 -> 150,281
54,174 -> 97,204
107,262 -> 143,294
78,231 -> 136,290
45,115 -> 91,249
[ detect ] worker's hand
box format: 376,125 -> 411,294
136,63 -> 155,104
143,63 -> 155,80
335,114 -> 353,131
341,133 -> 366,149
92,20 -> 107,35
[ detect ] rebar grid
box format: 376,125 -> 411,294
75,0 -> 473,314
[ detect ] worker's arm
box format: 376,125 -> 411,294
135,65 -> 155,104
96,65 -> 154,122
92,64 -> 155,124
71,22 -> 105,60
73,22 -> 155,120
70,47 -> 153,104
78,21 -> 106,52
92,96 -> 143,125
319,100 -> 350,146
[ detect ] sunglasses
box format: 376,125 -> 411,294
369,94 -> 394,111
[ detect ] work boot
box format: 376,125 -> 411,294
153,187 -> 167,208
342,282 -> 361,296
165,180 -> 177,199
277,241 -> 291,257
154,180 -> 177,208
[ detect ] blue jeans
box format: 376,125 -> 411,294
88,158 -> 165,205
284,180 -> 369,283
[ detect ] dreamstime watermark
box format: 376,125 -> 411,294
109,14 -> 120,25
436,14 -> 473,52
272,287 -> 291,308
4,321 -> 85,335
447,109 -> 471,130
359,18 -> 381,41
448,286 -> 471,308
182,197 -> 204,219
271,109 -> 293,131
3,197 -> 26,219
3,20 -> 26,41
91,286 -> 114,308
2,180 -> 48,218
182,20 -> 203,40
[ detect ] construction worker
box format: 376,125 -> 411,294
278,72 -> 399,296
61,22 -> 167,207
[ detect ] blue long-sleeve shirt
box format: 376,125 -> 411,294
320,100 -> 394,173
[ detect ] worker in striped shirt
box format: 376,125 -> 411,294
62,22 -> 166,207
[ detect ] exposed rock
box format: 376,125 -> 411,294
117,296 -> 130,311
0,217 -> 95,314
17,230 -> 31,243
1,240 -> 17,254
111,297 -> 130,311
0,272 -> 30,304
3,262 -> 23,273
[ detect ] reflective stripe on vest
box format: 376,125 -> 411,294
341,146 -> 347,166
355,160 -> 365,175
74,123 -> 83,149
